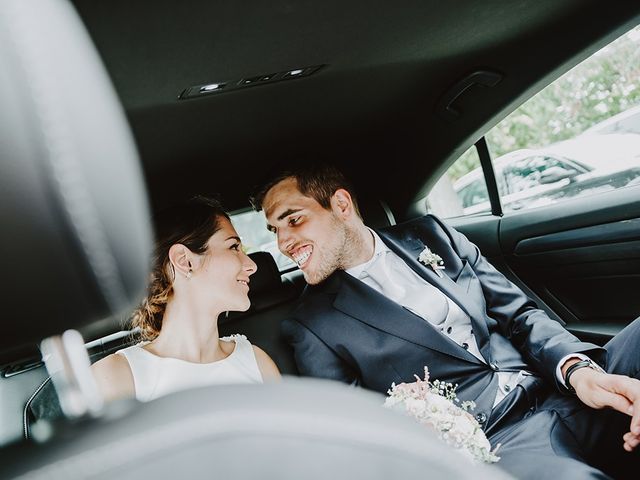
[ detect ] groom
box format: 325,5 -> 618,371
253,164 -> 640,479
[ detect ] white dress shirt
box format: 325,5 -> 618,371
346,229 -> 582,407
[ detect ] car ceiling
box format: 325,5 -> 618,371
72,0 -> 640,218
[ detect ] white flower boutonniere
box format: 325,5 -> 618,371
418,246 -> 445,278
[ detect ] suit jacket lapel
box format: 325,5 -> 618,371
332,271 -> 482,364
376,228 -> 493,363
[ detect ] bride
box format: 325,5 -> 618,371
92,196 -> 280,402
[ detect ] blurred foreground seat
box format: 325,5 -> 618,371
2,379 -> 513,480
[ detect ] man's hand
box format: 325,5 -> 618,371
569,367 -> 640,452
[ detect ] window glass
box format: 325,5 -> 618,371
230,210 -> 295,271
459,180 -> 488,208
427,25 -> 640,217
427,146 -> 490,217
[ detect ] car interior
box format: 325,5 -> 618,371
2,0 -> 640,477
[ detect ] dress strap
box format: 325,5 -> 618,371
221,334 -> 263,382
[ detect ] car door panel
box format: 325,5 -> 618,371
446,214 -> 502,258
446,185 -> 640,344
447,214 -> 572,329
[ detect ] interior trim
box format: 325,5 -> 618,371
515,217 -> 640,254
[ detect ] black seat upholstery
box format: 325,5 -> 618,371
219,252 -> 304,375
243,251 -> 301,312
358,198 -> 396,229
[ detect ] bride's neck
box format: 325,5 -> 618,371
149,296 -> 225,363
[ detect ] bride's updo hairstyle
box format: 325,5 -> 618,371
131,196 -> 229,340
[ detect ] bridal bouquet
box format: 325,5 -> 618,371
384,367 -> 500,464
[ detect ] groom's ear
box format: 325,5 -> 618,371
331,189 -> 354,219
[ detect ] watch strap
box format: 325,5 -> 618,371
565,359 -> 604,393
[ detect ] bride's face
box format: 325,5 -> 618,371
194,216 -> 257,313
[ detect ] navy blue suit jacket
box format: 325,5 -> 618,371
282,214 -> 605,430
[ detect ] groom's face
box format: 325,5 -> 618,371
263,178 -> 351,285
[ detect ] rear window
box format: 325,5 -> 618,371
230,210 -> 296,271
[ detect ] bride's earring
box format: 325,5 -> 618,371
186,268 -> 193,279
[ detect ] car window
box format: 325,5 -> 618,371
230,210 -> 295,271
428,24 -> 640,218
459,180 -> 488,208
426,146 -> 489,217
502,155 -> 583,194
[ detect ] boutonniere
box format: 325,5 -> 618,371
418,246 -> 445,278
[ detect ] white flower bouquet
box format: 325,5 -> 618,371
384,367 -> 500,464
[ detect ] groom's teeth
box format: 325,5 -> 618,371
293,250 -> 311,266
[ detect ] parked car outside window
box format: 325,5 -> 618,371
582,104 -> 640,136
451,133 -> 640,215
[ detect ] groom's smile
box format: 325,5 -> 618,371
291,245 -> 313,268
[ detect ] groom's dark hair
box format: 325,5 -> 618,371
251,163 -> 362,219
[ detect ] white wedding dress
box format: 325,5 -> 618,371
115,334 -> 263,402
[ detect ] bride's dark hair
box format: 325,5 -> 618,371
131,196 -> 229,340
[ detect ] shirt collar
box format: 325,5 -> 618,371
345,228 -> 391,279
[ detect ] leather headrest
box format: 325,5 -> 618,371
247,252 -> 283,296
358,198 -> 396,229
0,0 -> 152,354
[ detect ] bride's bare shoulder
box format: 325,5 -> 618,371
91,353 -> 135,402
